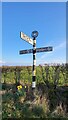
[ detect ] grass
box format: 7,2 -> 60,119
1,83 -> 68,119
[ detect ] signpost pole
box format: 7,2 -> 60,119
32,37 -> 36,89
31,31 -> 38,91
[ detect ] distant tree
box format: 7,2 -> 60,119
53,65 -> 60,89
0,67 -> 2,83
36,66 -> 43,83
39,65 -> 45,82
27,66 -> 32,83
44,65 -> 50,88
14,67 -> 18,85
2,66 -> 8,83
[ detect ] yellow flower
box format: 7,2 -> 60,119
17,85 -> 22,90
24,86 -> 26,89
19,85 -> 22,89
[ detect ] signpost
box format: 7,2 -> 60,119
19,31 -> 53,89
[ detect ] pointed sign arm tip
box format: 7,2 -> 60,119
20,31 -> 33,45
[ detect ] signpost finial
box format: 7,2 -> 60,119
31,31 -> 38,39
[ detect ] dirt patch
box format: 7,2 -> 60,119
0,90 -> 7,95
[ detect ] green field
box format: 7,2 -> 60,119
0,64 -> 68,119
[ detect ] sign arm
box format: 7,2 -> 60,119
20,32 -> 33,45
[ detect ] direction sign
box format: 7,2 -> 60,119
20,49 -> 33,54
36,46 -> 53,53
20,32 -> 33,45
19,46 -> 53,54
